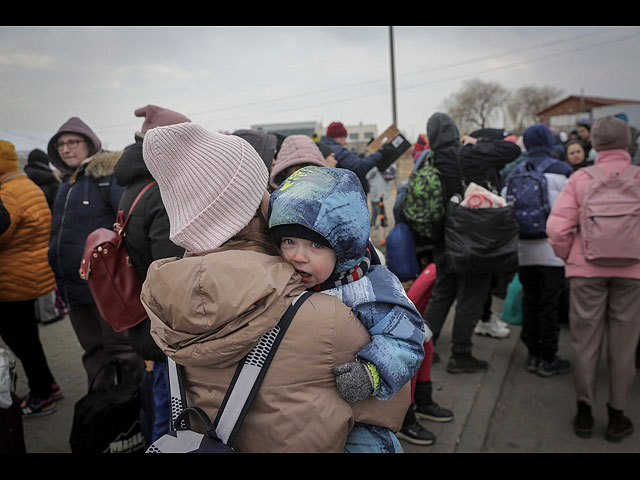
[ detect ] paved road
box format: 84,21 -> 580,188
4,295 -> 638,453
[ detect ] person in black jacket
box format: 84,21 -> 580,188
232,129 -> 279,172
114,104 -> 187,444
419,113 -> 521,374
319,121 -> 397,194
24,149 -> 62,324
24,149 -> 60,211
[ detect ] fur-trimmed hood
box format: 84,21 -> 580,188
68,151 -> 121,185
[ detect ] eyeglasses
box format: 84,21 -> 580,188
56,139 -> 86,150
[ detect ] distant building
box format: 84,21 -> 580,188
343,122 -> 378,154
250,121 -> 378,154
536,95 -> 640,132
250,121 -> 322,138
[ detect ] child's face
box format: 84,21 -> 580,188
280,236 -> 337,288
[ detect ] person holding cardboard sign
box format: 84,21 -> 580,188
319,122 -> 397,194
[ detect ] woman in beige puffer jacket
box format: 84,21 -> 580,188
140,123 -> 410,452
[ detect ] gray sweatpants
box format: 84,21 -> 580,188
569,276 -> 640,411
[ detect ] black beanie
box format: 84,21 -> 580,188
270,224 -> 332,249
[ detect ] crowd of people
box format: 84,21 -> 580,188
390,112 -> 640,445
0,104 -> 639,453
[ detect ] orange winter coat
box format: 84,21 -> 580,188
0,170 -> 56,302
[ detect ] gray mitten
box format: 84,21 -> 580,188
332,361 -> 375,403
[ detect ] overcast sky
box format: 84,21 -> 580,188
2,25 -> 640,152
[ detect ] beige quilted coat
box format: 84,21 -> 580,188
141,244 -> 410,453
0,170 -> 56,302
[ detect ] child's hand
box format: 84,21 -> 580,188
332,361 -> 376,403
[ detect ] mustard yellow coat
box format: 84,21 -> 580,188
0,170 -> 56,302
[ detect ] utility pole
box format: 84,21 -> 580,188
389,26 -> 397,126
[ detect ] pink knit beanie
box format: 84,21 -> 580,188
269,135 -> 328,189
142,123 -> 269,253
135,104 -> 191,134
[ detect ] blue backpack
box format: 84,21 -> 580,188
392,182 -> 408,224
505,157 -> 555,239
385,222 -> 421,282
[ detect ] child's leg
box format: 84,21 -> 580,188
344,423 -> 403,453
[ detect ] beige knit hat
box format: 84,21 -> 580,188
142,122 -> 269,253
590,115 -> 631,152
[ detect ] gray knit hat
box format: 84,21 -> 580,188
142,123 -> 269,253
591,115 -> 631,152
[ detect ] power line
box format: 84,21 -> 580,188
201,29 -> 640,126
197,29 -> 640,125
93,28 -> 639,134
400,29 -> 640,92
187,28 -> 617,119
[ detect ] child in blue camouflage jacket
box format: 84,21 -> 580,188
268,166 -> 429,453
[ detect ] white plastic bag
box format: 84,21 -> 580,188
0,347 -> 17,409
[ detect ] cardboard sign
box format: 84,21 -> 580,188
367,125 -> 411,158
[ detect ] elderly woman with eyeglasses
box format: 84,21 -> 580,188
46,117 -> 144,396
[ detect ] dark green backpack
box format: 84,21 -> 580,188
402,151 -> 446,242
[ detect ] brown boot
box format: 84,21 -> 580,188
605,403 -> 634,442
573,401 -> 593,438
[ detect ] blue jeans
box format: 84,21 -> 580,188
344,423 -> 403,453
152,360 -> 170,442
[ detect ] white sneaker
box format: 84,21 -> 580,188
488,313 -> 509,329
474,315 -> 510,339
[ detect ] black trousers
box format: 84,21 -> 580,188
0,299 -> 55,399
423,247 -> 491,357
68,303 -> 145,391
518,265 -> 565,362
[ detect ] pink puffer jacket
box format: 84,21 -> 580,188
546,149 -> 640,279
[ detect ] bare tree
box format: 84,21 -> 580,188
505,85 -> 564,133
441,79 -> 510,134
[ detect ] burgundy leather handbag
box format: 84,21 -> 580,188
79,181 -> 157,332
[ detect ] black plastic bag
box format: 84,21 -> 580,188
69,359 -> 145,453
444,201 -> 519,275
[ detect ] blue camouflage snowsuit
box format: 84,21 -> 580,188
269,166 -> 429,453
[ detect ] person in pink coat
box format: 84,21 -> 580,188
546,115 -> 640,443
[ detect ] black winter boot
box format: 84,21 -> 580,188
446,353 -> 488,374
573,401 -> 593,438
397,404 -> 435,446
414,381 -> 454,423
605,403 -> 634,442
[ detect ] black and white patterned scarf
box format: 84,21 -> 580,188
310,247 -> 372,292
